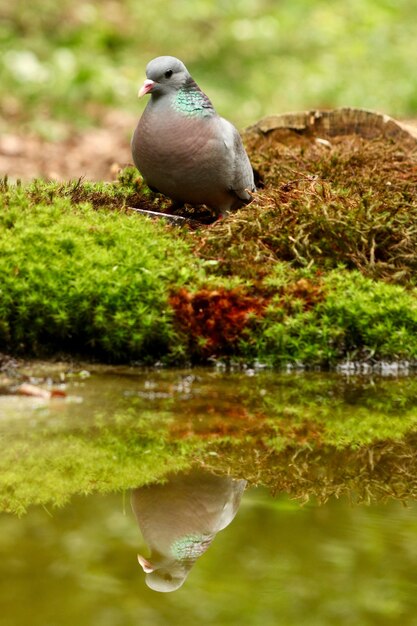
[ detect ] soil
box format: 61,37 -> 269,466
0,110 -> 136,182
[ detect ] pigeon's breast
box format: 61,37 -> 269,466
132,106 -> 232,207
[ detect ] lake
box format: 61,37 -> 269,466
1,364 -> 417,624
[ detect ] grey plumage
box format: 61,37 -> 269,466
131,56 -> 255,216
131,469 -> 246,592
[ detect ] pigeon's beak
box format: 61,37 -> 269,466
137,554 -> 155,573
138,79 -> 156,97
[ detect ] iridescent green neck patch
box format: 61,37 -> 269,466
171,534 -> 213,559
173,84 -> 215,117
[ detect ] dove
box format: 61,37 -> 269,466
131,56 -> 255,217
131,468 -> 246,592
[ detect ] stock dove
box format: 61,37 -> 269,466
131,56 -> 255,217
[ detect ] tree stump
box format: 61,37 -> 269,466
244,107 -> 417,149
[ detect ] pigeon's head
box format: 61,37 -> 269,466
145,568 -> 187,593
138,553 -> 193,593
139,56 -> 190,98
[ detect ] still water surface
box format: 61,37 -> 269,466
1,488 -> 417,625
1,365 -> 417,625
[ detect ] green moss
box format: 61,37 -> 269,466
0,180 -> 201,361
2,127 -> 417,367
245,269 -> 417,366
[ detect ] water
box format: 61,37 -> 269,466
1,489 -> 417,625
1,364 -> 417,624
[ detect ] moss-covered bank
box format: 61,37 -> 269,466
1,111 -> 417,365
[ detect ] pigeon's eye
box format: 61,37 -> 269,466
164,69 -> 173,79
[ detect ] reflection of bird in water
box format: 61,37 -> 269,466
131,468 -> 246,592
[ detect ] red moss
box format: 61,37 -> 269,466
282,421 -> 324,446
280,278 -> 325,311
168,406 -> 267,439
169,287 -> 268,357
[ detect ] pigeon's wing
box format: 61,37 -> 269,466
218,117 -> 255,201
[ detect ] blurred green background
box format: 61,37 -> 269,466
1,0 -> 417,137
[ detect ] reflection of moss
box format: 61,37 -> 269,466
1,428 -> 192,515
3,424 -> 417,514
2,367 -> 417,514
205,435 -> 417,504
